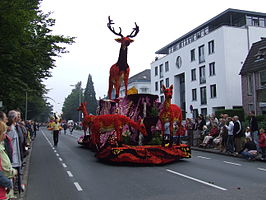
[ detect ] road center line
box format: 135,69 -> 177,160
74,182 -> 83,191
258,167 -> 266,172
223,161 -> 241,166
59,158 -> 63,162
56,153 -> 59,157
166,169 -> 227,191
62,163 -> 67,168
197,156 -> 211,160
67,171 -> 73,177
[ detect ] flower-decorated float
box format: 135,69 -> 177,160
77,17 -> 191,164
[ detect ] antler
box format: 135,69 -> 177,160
127,22 -> 139,38
107,16 -> 123,37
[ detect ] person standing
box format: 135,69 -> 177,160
7,110 -> 22,195
233,116 -> 243,152
249,111 -> 260,152
63,123 -> 68,135
51,120 -> 60,147
225,117 -> 234,154
33,121 -> 37,139
0,121 -> 17,199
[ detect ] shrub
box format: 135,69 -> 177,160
215,109 -> 245,121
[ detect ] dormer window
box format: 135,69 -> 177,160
255,46 -> 266,61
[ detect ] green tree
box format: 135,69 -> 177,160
84,74 -> 98,115
62,82 -> 83,121
0,0 -> 75,120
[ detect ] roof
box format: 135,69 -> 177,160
240,38 -> 266,75
128,69 -> 151,84
156,8 -> 266,54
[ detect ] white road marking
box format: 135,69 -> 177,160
62,163 -> 67,168
59,157 -> 63,162
67,171 -> 73,177
56,153 -> 59,157
52,147 -> 55,150
223,161 -> 241,166
74,182 -> 83,191
166,169 -> 227,191
258,168 -> 266,172
197,156 -> 211,160
54,150 -> 57,153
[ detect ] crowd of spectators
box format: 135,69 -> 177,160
0,110 -> 38,199
184,111 -> 266,161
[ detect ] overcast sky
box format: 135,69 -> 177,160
41,0 -> 264,113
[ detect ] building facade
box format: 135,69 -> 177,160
120,69 -> 151,97
240,38 -> 266,115
151,8 -> 266,118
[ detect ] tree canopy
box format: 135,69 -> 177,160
62,82 -> 83,122
84,74 -> 98,115
0,0 -> 75,121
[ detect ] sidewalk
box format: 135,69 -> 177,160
191,146 -> 265,161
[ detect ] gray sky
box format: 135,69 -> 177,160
41,0 -> 264,113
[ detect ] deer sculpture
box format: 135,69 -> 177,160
107,16 -> 139,99
159,85 -> 182,147
77,102 -> 147,148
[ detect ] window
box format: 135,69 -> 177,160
201,108 -> 207,117
160,96 -> 165,103
247,74 -> 253,95
155,66 -> 158,76
160,80 -> 164,94
208,40 -> 214,54
199,66 -> 206,84
165,61 -> 169,72
140,88 -> 148,93
210,84 -> 217,98
200,86 -> 207,105
191,49 -> 195,61
159,64 -> 163,78
248,104 -> 254,112
191,69 -> 196,81
155,82 -> 158,91
192,88 -> 197,101
165,78 -> 169,88
198,45 -> 205,63
176,56 -> 182,68
260,71 -> 266,87
209,62 -> 215,76
192,109 -> 198,119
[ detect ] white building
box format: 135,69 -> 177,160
151,8 -> 266,118
120,69 -> 151,97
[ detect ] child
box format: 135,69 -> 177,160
244,127 -> 252,140
258,128 -> 266,160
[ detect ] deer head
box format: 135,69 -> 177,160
107,16 -> 139,48
162,84 -> 174,100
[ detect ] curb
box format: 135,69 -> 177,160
191,146 -> 241,158
191,146 -> 265,161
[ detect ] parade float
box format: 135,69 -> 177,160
77,17 -> 191,164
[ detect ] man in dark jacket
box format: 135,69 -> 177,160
233,116 -> 243,152
249,111 -> 260,152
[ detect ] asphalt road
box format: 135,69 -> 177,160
25,128 -> 266,200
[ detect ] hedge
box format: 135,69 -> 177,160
215,109 -> 245,121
